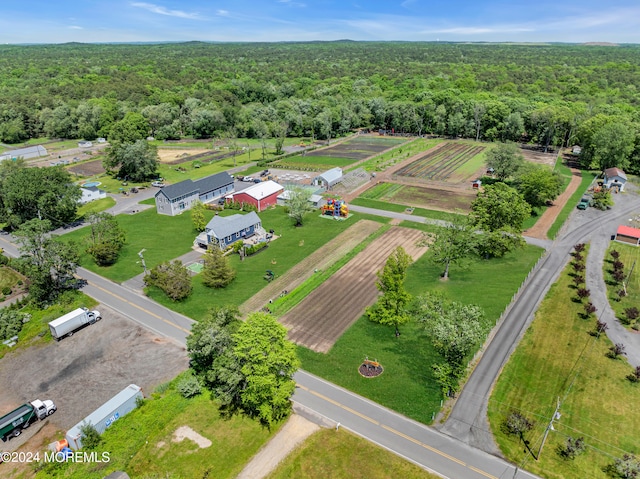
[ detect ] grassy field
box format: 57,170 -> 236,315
352,138 -> 442,173
547,169 -> 598,239
34,375 -> 280,479
351,197 -> 462,222
62,208 -> 217,282
0,266 -> 24,294
76,197 -> 116,218
267,428 -> 441,479
488,250 -> 640,479
604,241 -> 640,329
298,244 -> 543,424
0,291 -> 97,360
146,209 -> 386,320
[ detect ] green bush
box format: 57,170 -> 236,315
0,309 -> 27,341
2,286 -> 12,296
245,242 -> 268,256
0,254 -> 8,265
79,422 -> 102,450
177,374 -> 202,398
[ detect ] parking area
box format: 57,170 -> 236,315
0,305 -> 188,451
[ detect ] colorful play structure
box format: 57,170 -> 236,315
321,198 -> 349,217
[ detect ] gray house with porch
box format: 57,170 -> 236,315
155,172 -> 234,216
196,212 -> 263,249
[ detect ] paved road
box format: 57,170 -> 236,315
0,231 -> 540,479
440,189 -> 640,452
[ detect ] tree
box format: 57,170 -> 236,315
366,246 -> 413,337
190,200 -> 206,232
503,411 -> 534,441
470,183 -> 530,257
144,260 -> 192,301
592,190 -> 614,211
285,186 -> 314,226
233,312 -> 300,427
201,247 -> 236,288
609,343 -> 627,360
85,213 -> 126,266
612,454 -> 640,479
107,112 -> 149,143
14,218 -> 79,304
187,306 -> 243,407
104,140 -> 159,182
485,142 -> 525,181
425,214 -> 476,280
514,165 -> 564,208
0,166 -> 81,229
591,122 -> 635,171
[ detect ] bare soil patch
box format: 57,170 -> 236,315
390,184 -> 477,212
67,158 -> 106,176
280,227 -> 428,353
172,425 -> 212,448
157,148 -> 210,163
238,220 -> 382,316
519,146 -> 557,167
0,305 -> 187,452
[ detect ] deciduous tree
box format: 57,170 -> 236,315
367,246 -> 413,337
425,214 -> 476,280
514,165 -> 564,208
233,312 -> 300,427
485,142 -> 525,181
104,140 -> 159,182
85,213 -> 126,266
144,260 -> 192,301
190,200 -> 206,232
285,186 -> 313,226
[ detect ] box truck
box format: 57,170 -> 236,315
0,399 -> 57,441
48,307 -> 101,340
66,384 -> 143,450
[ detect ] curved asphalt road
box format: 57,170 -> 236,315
440,190 -> 640,452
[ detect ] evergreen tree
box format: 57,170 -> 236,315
201,246 -> 236,288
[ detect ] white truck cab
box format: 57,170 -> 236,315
30,399 -> 57,420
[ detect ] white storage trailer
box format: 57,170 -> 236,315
66,384 -> 143,450
48,307 -> 101,340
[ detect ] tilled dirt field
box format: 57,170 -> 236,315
238,219 -> 382,316
0,305 -> 187,452
280,227 -> 428,353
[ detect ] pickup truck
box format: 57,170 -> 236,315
577,197 -> 591,210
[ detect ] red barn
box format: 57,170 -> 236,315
231,180 -> 284,212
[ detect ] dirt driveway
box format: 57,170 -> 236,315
0,305 -> 187,452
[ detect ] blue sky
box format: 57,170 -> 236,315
1,0 -> 638,44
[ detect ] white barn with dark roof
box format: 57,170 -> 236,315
155,172 -> 234,216
603,167 -> 627,192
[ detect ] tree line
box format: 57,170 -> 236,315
1,42 -> 640,172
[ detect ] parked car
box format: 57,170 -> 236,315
243,176 -> 254,182
151,181 -> 164,187
577,196 -> 592,210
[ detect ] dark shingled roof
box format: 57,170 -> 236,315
156,172 -> 233,201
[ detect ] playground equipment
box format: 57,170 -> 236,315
321,198 -> 349,218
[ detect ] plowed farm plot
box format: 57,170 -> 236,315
280,227 -> 428,353
305,136 -> 407,160
395,142 -> 485,183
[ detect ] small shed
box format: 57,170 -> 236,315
313,167 -> 343,189
603,167 -> 627,192
572,145 -> 582,155
615,225 -> 640,246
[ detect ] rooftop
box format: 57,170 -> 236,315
206,211 -> 261,240
237,180 -> 284,200
157,172 -> 233,201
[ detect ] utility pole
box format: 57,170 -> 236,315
536,396 -> 561,460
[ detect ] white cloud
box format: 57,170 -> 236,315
217,10 -> 230,17
278,0 -> 307,7
68,25 -> 84,30
131,2 -> 201,20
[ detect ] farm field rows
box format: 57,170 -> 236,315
280,227 -> 427,352
394,142 -> 485,183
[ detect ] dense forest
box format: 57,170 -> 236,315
1,41 -> 640,171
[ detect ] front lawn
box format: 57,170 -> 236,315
146,209 -> 385,320
267,428 -> 441,479
62,208 -> 217,283
36,376 -> 280,479
76,197 -> 116,218
488,247 -> 640,479
299,244 -> 544,424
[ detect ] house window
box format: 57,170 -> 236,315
227,236 -> 232,242
179,202 -> 185,210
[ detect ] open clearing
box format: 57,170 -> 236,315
280,227 -> 428,353
360,182 -> 477,213
0,305 -> 186,453
157,148 -> 210,163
